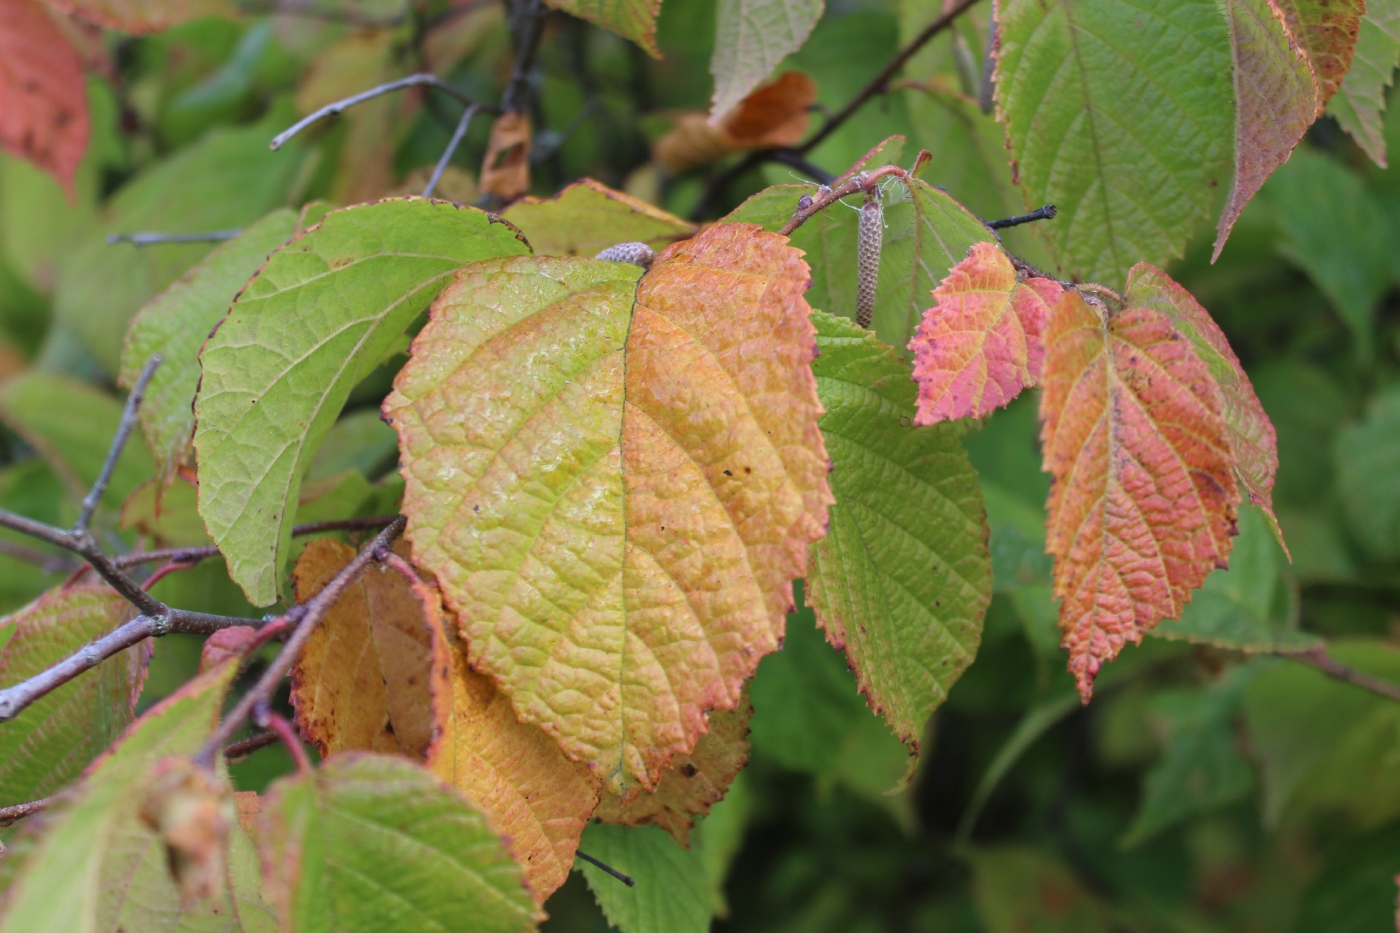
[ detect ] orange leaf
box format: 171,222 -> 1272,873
428,637 -> 601,904
909,242 -> 1062,424
653,72 -> 815,175
1276,0 -> 1364,103
290,539 -> 446,760
384,223 -> 831,793
0,0 -> 88,193
1122,263 -> 1286,555
1040,291 -> 1240,701
595,691 -> 751,846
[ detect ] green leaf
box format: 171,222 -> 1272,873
0,372 -> 154,509
1296,825 -> 1400,933
994,0 -> 1235,282
0,663 -> 264,932
1262,146 -> 1393,357
1334,386 -> 1400,560
0,587 -> 146,804
576,823 -> 710,933
805,311 -> 989,754
1121,667 -> 1257,847
748,595 -> 910,791
545,0 -> 661,55
0,462 -> 68,615
120,209 -> 298,484
966,846 -> 1115,933
194,198 -> 530,607
307,408 -> 400,482
258,753 -> 538,933
727,176 -> 993,351
53,119 -> 306,375
1243,640 -> 1400,827
1150,504 -> 1316,651
1328,3 -> 1400,166
499,178 -> 695,258
711,0 -> 824,118
691,771 -> 752,917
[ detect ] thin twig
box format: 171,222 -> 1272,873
376,547 -> 424,586
0,608 -> 256,723
270,75 -> 492,151
0,538 -> 73,573
768,150 -> 836,186
577,849 -> 635,887
0,796 -> 54,827
986,205 -> 1057,230
777,164 -> 909,238
254,702 -> 311,774
424,104 -> 480,198
1284,646 -> 1400,704
223,730 -> 279,763
111,516 -> 400,570
106,230 -> 243,246
501,0 -> 549,114
76,355 -> 162,535
194,517 -> 407,767
0,509 -> 165,616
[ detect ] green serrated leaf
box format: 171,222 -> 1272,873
120,209 -> 298,484
258,753 -> 539,933
0,587 -> 146,804
1121,667 -> 1258,847
54,119 -> 306,375
994,0 -> 1235,282
0,663 -> 257,932
1327,2 -> 1400,166
805,311 -> 989,754
727,176 -> 992,352
711,0 -> 824,118
0,372 -> 154,510
1335,388 -> 1400,560
576,823 -> 710,933
499,178 -> 695,258
194,198 -> 530,606
546,0 -> 660,55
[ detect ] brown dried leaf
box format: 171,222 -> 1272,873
480,111 -> 532,202
653,71 -> 815,174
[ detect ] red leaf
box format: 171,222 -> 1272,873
0,0 -> 88,193
909,242 -> 1062,423
1040,291 -> 1240,701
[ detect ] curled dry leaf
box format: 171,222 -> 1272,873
290,538 -> 446,760
595,692 -> 753,846
138,757 -> 233,904
909,242 -> 1063,424
0,0 -> 89,193
1040,290 -> 1240,701
480,111 -> 533,202
654,71 -> 816,175
385,222 -> 831,793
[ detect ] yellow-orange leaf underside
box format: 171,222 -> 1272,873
290,539 -> 443,760
428,629 -> 601,904
1040,291 -> 1240,701
385,223 -> 831,794
909,242 -> 1062,424
594,691 -> 752,846
0,0 -> 88,193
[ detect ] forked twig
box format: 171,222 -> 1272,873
76,355 -> 162,535
270,74 -> 494,151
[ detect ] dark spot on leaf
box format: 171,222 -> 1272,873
680,763 -> 699,778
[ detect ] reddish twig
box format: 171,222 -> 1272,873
254,702 -> 312,774
1284,646 -> 1400,704
777,164 -> 909,237
376,547 -> 424,586
0,795 -> 54,827
193,517 -> 408,767
223,730 -> 279,763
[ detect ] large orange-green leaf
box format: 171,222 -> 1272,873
120,210 -> 297,485
290,539 -> 444,760
1039,291 -> 1240,700
806,311 -> 990,753
1327,1 -> 1400,165
194,198 -> 530,607
384,223 -> 831,794
0,586 -> 146,803
500,178 -> 696,258
909,242 -> 1062,424
595,693 -> 752,846
0,662 -> 271,933
1213,0 -> 1319,260
994,0 -> 1317,280
1122,264 -> 1285,550
258,754 -> 539,933
44,0 -> 230,32
429,634 -> 600,904
727,176 -> 995,352
0,0 -> 88,193
1276,0 -> 1365,102
710,0 -> 824,120
546,0 -> 660,55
